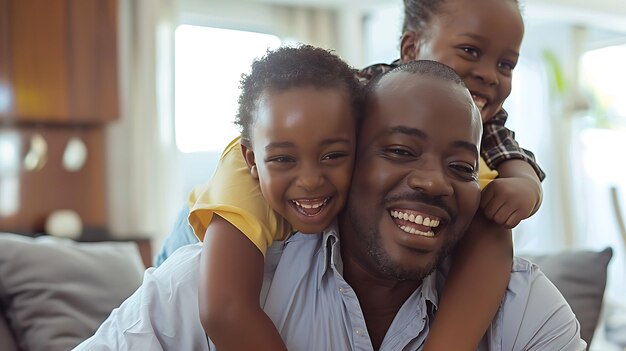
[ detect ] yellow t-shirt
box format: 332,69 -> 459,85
479,157 -> 498,189
189,137 -> 498,255
188,137 -> 291,256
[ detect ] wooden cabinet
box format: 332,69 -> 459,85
0,125 -> 107,234
0,0 -> 118,124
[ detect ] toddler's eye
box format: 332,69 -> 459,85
460,46 -> 480,58
268,156 -> 295,164
498,60 -> 516,74
322,152 -> 347,160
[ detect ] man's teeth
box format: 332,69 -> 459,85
294,198 -> 328,209
390,210 -> 440,227
399,225 -> 434,237
472,95 -> 487,110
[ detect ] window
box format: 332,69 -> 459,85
580,44 -> 626,129
574,43 -> 626,298
174,25 -> 281,153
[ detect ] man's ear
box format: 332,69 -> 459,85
400,31 -> 420,62
240,143 -> 259,180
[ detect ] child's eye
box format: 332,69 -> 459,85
460,46 -> 480,58
321,152 -> 348,161
268,156 -> 295,164
498,60 -> 516,74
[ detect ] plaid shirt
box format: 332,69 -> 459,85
357,61 -> 546,181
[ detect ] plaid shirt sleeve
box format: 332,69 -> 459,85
481,109 -> 546,181
355,61 -> 398,84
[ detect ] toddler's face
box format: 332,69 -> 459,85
402,0 -> 523,122
246,86 -> 356,234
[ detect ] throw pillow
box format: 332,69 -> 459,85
0,233 -> 145,351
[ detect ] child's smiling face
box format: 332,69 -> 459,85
401,0 -> 523,122
243,86 -> 356,234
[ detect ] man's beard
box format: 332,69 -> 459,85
348,204 -> 458,282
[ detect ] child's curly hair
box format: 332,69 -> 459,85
235,45 -> 363,143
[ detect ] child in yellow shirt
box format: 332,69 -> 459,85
196,45 -> 362,350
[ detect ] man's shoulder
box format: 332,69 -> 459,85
492,257 -> 586,351
75,243 -> 208,350
155,243 -> 203,274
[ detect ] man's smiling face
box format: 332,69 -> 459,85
340,71 -> 482,281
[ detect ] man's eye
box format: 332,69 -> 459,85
450,163 -> 477,180
385,147 -> 412,157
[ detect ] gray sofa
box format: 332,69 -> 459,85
0,232 -> 614,350
0,233 -> 145,351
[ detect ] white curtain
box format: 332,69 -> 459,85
106,0 -> 182,247
274,6 -> 336,48
105,1 -> 357,249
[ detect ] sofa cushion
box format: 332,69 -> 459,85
522,247 -> 613,348
0,233 -> 145,351
0,309 -> 18,351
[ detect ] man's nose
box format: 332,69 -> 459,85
406,166 -> 453,197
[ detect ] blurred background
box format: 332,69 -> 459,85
1,0 -> 625,348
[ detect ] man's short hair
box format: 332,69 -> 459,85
367,60 -> 467,92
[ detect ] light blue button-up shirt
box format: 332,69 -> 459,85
77,224 -> 586,350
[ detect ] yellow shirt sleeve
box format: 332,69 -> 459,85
479,157 -> 498,190
188,137 -> 292,256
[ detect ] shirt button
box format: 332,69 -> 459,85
354,328 -> 364,336
339,287 -> 347,293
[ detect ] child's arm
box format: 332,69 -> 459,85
481,159 -> 543,228
199,215 -> 288,351
480,109 -> 544,227
422,210 -> 513,351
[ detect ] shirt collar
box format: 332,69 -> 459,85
320,221 -> 341,279
319,221 -> 440,309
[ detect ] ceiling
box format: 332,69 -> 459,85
244,0 -> 626,32
245,0 -> 626,12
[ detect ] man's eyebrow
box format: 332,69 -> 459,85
389,126 -> 427,139
389,126 -> 478,156
452,140 -> 479,158
459,33 -> 520,57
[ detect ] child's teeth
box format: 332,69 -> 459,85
294,199 -> 328,209
472,95 -> 487,110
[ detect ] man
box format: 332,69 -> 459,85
77,61 -> 585,350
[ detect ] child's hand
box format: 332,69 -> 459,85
480,176 -> 541,228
